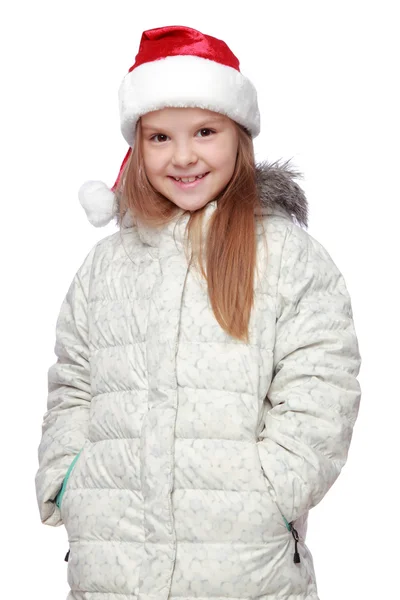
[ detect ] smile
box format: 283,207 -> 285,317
168,172 -> 210,189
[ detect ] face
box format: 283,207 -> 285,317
140,107 -> 239,211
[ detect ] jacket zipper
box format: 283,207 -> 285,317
56,449 -> 83,511
59,449 -> 84,563
259,460 -> 302,564
280,514 -> 301,563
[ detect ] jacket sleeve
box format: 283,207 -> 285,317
35,244 -> 97,526
257,223 -> 362,525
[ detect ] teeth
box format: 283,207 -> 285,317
173,173 -> 206,183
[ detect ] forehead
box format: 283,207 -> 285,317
141,107 -> 228,129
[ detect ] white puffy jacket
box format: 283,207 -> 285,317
35,161 -> 362,600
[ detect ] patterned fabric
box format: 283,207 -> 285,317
35,163 -> 361,600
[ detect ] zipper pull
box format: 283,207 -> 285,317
64,549 -> 70,562
289,522 -> 301,564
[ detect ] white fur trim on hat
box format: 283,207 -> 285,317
118,55 -> 260,146
78,180 -> 118,227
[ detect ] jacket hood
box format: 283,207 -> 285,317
254,158 -> 308,228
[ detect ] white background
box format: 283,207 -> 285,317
1,1 -> 398,598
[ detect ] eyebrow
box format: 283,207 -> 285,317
141,116 -> 225,131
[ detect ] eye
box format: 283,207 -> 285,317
149,128 -> 215,143
149,134 -> 169,143
197,128 -> 215,137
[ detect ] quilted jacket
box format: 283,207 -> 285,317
35,160 -> 362,600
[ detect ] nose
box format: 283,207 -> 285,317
171,139 -> 198,168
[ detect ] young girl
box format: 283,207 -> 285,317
35,25 -> 362,600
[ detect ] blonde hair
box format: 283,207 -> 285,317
115,118 -> 265,343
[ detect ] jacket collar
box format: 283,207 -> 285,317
123,159 -> 308,248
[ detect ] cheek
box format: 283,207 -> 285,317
142,149 -> 166,177
212,140 -> 237,170
215,154 -> 237,180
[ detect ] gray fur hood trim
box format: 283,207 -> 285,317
255,158 -> 308,229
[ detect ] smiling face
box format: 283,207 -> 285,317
140,107 -> 239,211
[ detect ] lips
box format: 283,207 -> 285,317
169,172 -> 209,182
168,172 -> 210,189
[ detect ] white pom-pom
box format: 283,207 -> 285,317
78,180 -> 118,227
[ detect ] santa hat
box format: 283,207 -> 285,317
79,25 -> 260,227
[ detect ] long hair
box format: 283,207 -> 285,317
115,118 -> 265,343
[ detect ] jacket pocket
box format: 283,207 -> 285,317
255,441 -> 289,525
256,441 -> 302,564
55,449 -> 83,513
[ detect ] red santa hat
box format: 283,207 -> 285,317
79,25 -> 260,227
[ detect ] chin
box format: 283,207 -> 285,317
172,202 -> 206,211
161,191 -> 210,211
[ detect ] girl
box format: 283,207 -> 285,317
35,25 -> 362,600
